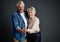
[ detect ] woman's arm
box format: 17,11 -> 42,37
26,18 -> 40,33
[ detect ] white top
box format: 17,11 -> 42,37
26,16 -> 40,33
20,12 -> 27,29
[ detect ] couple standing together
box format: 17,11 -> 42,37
12,0 -> 41,42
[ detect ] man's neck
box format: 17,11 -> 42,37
18,10 -> 24,13
20,11 -> 24,13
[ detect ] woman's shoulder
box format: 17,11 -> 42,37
35,16 -> 39,21
34,16 -> 40,24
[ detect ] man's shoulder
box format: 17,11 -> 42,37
12,11 -> 18,16
24,10 -> 28,14
24,10 -> 27,12
24,10 -> 28,16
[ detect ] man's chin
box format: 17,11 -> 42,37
19,11 -> 24,13
18,9 -> 23,12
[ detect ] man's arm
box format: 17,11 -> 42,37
12,14 -> 21,32
12,14 -> 26,33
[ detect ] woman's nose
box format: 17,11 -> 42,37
29,13 -> 32,15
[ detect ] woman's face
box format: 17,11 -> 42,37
28,11 -> 35,18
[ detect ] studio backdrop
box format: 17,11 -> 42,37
0,0 -> 60,42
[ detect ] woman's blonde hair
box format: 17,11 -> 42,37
27,7 -> 36,14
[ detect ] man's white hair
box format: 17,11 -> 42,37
16,0 -> 25,7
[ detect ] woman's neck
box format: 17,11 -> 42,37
30,16 -> 36,21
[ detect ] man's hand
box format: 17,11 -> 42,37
16,28 -> 21,32
17,28 -> 26,33
21,29 -> 26,33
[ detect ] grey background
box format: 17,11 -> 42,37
0,0 -> 60,42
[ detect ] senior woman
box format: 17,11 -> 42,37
26,7 -> 41,42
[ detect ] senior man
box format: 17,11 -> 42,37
12,1 -> 28,42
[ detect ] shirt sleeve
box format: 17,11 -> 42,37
26,18 -> 40,33
12,14 -> 21,30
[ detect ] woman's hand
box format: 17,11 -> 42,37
26,29 -> 32,34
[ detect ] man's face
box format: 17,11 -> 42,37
18,4 -> 24,13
